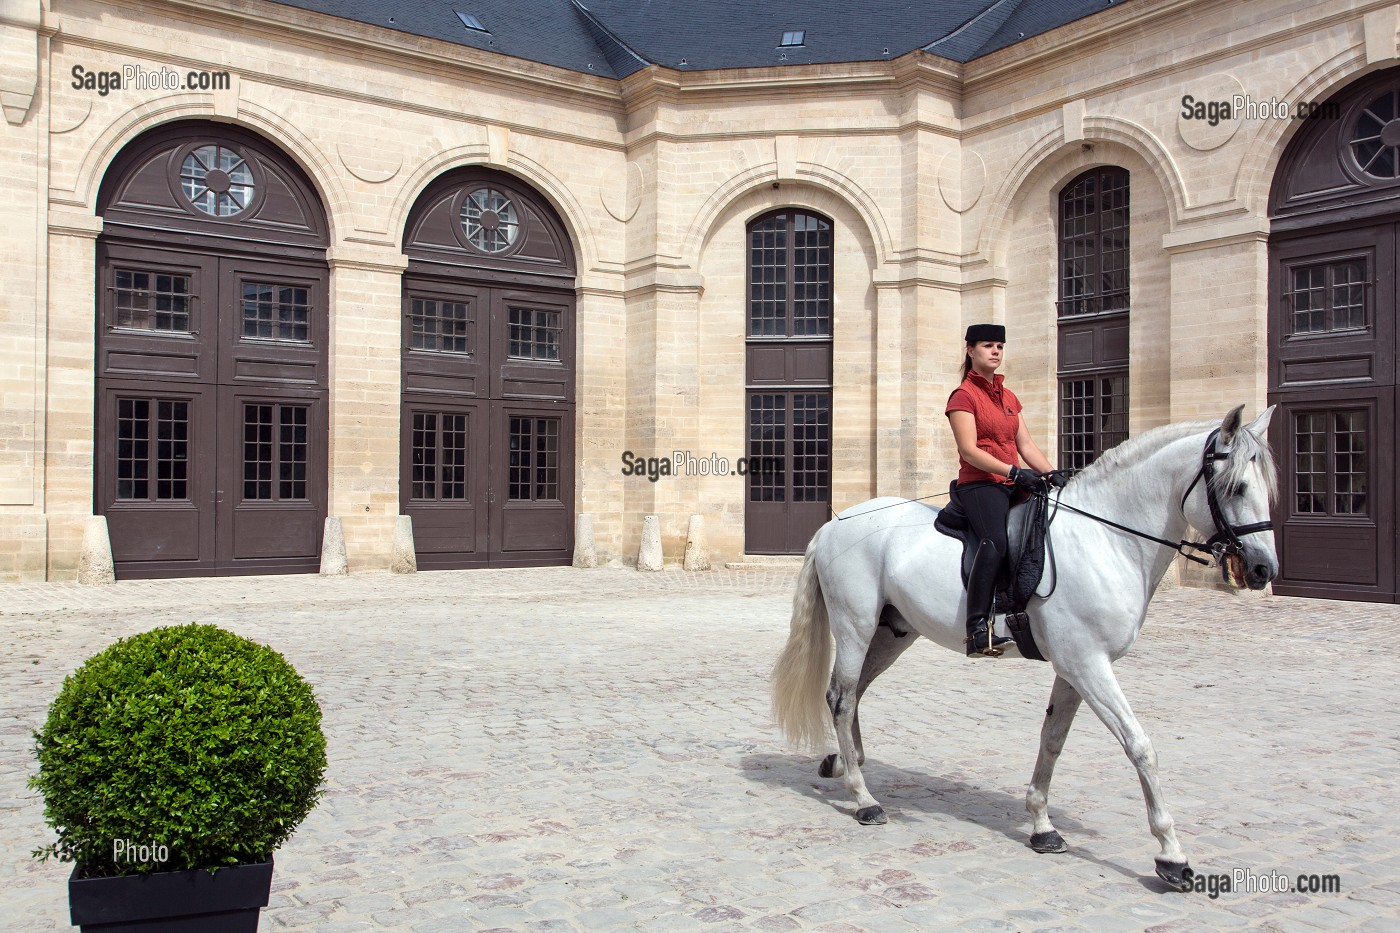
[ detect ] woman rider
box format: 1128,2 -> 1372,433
945,324 -> 1065,657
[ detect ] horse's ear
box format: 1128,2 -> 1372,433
1245,404 -> 1276,438
1220,404 -> 1246,444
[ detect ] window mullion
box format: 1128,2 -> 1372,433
785,215 -> 796,338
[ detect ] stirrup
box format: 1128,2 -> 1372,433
965,620 -> 1010,658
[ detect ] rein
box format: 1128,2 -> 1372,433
1049,428 -> 1272,567
830,428 -> 1272,570
1044,496 -> 1213,566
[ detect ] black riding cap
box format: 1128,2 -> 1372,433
965,324 -> 1006,344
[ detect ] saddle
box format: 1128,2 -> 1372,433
933,481 -> 1051,661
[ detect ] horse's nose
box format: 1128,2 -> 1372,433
1246,562 -> 1275,590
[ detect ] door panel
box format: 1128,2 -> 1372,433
401,402 -> 488,569
97,385 -> 214,576
402,282 -> 487,398
219,259 -> 327,388
215,387 -> 326,573
1270,389 -> 1392,600
97,245 -> 217,384
492,290 -> 574,401
744,391 -> 831,554
488,404 -> 573,566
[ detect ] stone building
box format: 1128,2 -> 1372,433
1,0 -> 1397,600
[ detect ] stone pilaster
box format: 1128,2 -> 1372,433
43,211 -> 104,579
1163,220 -> 1271,421
325,246 -> 408,570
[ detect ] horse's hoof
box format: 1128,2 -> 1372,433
1029,831 -> 1068,854
1154,858 -> 1195,892
818,754 -> 840,778
855,805 -> 887,825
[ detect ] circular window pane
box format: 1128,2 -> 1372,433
1351,91 -> 1400,180
460,188 -> 520,253
180,145 -> 255,217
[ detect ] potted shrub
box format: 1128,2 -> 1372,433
30,623 -> 327,932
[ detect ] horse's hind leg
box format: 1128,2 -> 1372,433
1067,659 -> 1193,890
820,617 -> 917,779
825,617 -> 888,824
1026,675 -> 1082,854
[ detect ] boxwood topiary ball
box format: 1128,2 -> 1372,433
31,623 -> 327,877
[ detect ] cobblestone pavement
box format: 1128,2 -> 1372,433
2,567 -> 1397,932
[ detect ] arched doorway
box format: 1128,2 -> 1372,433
1269,68 -> 1400,601
95,123 -> 329,578
400,169 -> 576,568
743,209 -> 833,554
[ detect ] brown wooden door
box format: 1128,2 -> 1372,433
94,122 -> 330,578
400,285 -> 574,568
491,404 -> 573,566
96,252 -> 328,577
97,385 -> 215,570
744,390 -> 831,554
1269,225 -> 1396,600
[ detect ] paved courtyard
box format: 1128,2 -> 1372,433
1,566 -> 1396,932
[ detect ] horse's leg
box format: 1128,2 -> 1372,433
1067,659 -> 1194,890
825,616 -> 887,824
1025,675 -> 1082,854
820,619 -> 918,779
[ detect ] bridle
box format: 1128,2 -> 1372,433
1177,428 -> 1273,564
1048,428 -> 1272,567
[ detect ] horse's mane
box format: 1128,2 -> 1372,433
1068,417 -> 1278,502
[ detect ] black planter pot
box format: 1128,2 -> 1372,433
68,857 -> 274,932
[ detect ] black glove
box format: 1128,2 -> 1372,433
1046,470 -> 1069,489
1007,465 -> 1047,493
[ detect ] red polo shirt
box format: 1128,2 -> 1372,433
945,371 -> 1023,485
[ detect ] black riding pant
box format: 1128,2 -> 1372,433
956,481 -> 1013,621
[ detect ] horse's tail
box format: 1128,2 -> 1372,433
770,528 -> 833,752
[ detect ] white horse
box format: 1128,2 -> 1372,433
770,406 -> 1278,889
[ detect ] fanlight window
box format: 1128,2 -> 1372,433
460,188 -> 520,253
1351,90 -> 1400,179
180,145 -> 255,217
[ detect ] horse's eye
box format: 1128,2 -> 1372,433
1235,482 -> 1248,497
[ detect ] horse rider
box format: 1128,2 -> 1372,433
945,324 -> 1066,657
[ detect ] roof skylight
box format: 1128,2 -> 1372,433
779,30 -> 805,47
456,11 -> 489,33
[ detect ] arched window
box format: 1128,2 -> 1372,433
744,209 -> 833,554
1057,167 -> 1129,471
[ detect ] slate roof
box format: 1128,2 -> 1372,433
266,0 -> 1131,79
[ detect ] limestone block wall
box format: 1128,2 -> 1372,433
0,0 -> 47,577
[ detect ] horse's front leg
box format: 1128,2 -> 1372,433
1065,658 -> 1193,890
1026,675 -> 1082,854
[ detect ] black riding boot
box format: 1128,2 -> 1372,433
965,538 -> 1011,657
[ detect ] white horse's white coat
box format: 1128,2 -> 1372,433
771,407 -> 1279,887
